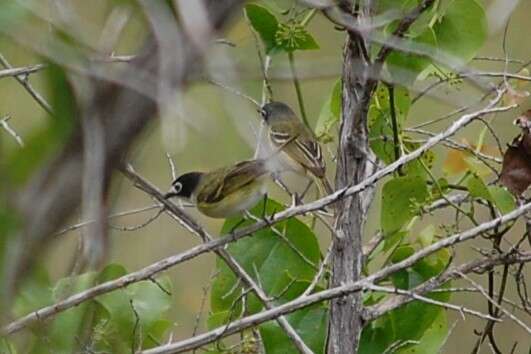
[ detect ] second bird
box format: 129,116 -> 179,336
261,101 -> 333,196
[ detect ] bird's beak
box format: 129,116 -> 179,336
164,191 -> 178,199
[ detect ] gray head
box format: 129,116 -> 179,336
164,172 -> 203,199
260,101 -> 297,123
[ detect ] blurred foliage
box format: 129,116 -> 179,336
1,0 -> 529,353
12,264 -> 172,354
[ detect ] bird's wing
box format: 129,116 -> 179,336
270,122 -> 325,178
197,160 -> 266,204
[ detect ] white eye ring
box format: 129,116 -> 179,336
173,182 -> 183,194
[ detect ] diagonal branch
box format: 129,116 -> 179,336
364,284 -> 500,322
137,251 -> 531,354
0,54 -> 53,115
374,0 -> 436,65
1,91 -> 515,335
121,166 -> 315,354
5,189 -> 530,339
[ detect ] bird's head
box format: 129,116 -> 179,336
260,101 -> 297,124
164,172 -> 203,200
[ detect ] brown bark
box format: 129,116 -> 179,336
328,32 -> 377,354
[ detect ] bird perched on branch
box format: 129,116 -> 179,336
164,159 -> 269,218
260,101 -> 334,196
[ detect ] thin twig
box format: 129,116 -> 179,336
365,284 -> 500,322
0,64 -> 46,79
0,116 -> 24,147
55,204 -> 163,236
288,51 -> 310,128
2,93 -> 518,336
459,272 -> 531,335
0,53 -> 53,115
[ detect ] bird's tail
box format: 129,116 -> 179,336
316,176 -> 337,213
317,176 -> 334,197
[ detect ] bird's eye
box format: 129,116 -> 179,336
173,182 -> 183,194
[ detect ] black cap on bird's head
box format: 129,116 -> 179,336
260,101 -> 296,123
164,172 -> 203,199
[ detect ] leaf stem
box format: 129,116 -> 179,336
387,84 -> 403,175
288,51 -> 310,128
301,9 -> 317,27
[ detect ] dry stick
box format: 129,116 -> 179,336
207,78 -> 260,107
363,252 -> 531,322
139,250 -> 531,354
0,116 -> 24,147
0,64 -> 46,79
4,200 -> 531,341
109,208 -> 165,232
429,287 -> 529,313
0,53 -> 53,115
122,168 -> 315,354
458,272 -> 531,335
405,128 -> 502,163
301,241 -> 333,297
364,284 -> 500,322
55,204 -> 163,236
2,92 -> 514,336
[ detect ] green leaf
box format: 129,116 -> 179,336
0,338 -> 17,354
260,305 -> 328,354
489,186 -> 516,214
210,199 -> 323,353
467,173 -> 492,202
207,310 -> 232,330
376,0 -> 421,14
386,28 -> 437,85
275,22 -> 319,52
245,4 -> 279,54
417,225 -> 436,248
433,0 -> 487,63
315,79 -> 342,143
211,199 -> 321,315
396,310 -> 448,354
13,270 -> 96,354
93,264 -> 173,351
360,244 -> 451,354
360,314 -> 396,354
369,85 -> 411,164
381,176 -> 428,236
383,231 -> 407,253
466,175 -> 516,214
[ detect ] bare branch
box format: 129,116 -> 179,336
0,116 -> 24,147
2,91 -> 519,337
365,284 -> 500,322
0,64 -> 46,79
0,53 -> 53,115
121,167 -> 315,354
137,251 -> 531,354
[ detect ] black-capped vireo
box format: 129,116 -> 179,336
164,159 -> 269,218
260,101 -> 334,196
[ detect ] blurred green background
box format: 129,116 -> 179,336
0,0 -> 530,352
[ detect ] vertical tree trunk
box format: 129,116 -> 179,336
328,23 -> 377,354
